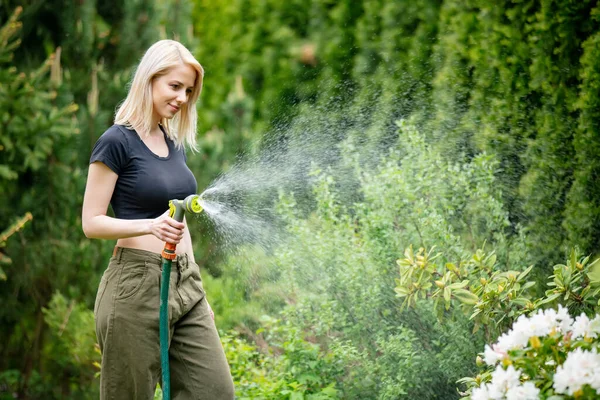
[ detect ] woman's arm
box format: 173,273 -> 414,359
82,162 -> 184,243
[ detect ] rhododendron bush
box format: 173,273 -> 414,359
464,306 -> 600,399
394,237 -> 600,399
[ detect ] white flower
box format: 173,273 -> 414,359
527,309 -> 553,337
570,313 -> 600,339
553,348 -> 600,395
490,365 -> 521,394
483,344 -> 505,365
471,384 -> 491,400
486,382 -> 504,400
505,381 -> 540,400
507,314 -> 535,348
556,305 -> 573,333
495,329 -> 527,354
590,315 -> 600,338
572,314 -> 592,339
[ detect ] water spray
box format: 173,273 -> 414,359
160,194 -> 204,400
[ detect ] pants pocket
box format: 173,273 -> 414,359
115,260 -> 150,300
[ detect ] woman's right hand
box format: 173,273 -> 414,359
149,210 -> 185,244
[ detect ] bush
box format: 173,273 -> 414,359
463,306 -> 600,399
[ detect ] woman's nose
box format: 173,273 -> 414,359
177,90 -> 187,104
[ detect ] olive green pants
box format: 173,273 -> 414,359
94,247 -> 234,400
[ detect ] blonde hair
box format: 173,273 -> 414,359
115,40 -> 204,151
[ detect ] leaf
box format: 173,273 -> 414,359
511,297 -> 530,306
521,281 -> 536,290
538,292 -> 561,305
446,262 -> 457,273
0,252 -> 10,264
587,259 -> 600,286
444,287 -> 451,303
518,265 -> 533,281
456,377 -> 477,385
0,164 -> 17,180
0,265 -> 5,280
448,280 -> 469,289
291,392 -> 304,400
486,253 -> 497,268
453,289 -> 479,305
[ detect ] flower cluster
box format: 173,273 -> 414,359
553,348 -> 600,396
468,306 -> 600,400
483,306 -> 575,365
471,365 -> 538,400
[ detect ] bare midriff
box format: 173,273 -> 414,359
116,225 -> 191,256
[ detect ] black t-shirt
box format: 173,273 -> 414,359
89,124 -> 198,219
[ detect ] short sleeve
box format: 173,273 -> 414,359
89,126 -> 129,175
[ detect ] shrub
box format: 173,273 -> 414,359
462,306 -> 600,399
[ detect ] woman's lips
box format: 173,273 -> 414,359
169,104 -> 179,112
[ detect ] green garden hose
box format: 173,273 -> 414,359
160,194 -> 203,400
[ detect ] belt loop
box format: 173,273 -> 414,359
115,246 -> 124,263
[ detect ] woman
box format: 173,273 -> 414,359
82,40 -> 234,400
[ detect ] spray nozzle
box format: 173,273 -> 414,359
168,194 -> 204,223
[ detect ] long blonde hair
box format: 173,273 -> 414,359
115,40 -> 204,151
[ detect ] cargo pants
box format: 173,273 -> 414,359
94,247 -> 234,400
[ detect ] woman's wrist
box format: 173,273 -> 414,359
144,218 -> 153,235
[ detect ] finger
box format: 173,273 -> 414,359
162,235 -> 181,244
161,224 -> 183,235
167,219 -> 185,229
162,230 -> 183,241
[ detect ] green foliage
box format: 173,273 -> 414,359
565,4 -> 600,254
211,116 -> 600,397
396,244 -> 600,337
0,212 -> 32,277
220,318 -> 341,399
202,246 -> 287,331
41,292 -> 100,398
219,119 -> 514,398
42,292 -> 100,370
394,245 -> 537,337
541,250 -> 600,313
192,2 -> 600,392
0,10 -> 78,183
0,291 -> 100,399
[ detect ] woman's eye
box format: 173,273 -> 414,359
171,84 -> 179,89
